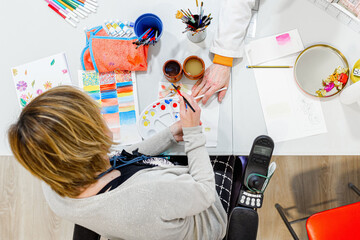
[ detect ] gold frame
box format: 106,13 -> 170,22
294,44 -> 349,98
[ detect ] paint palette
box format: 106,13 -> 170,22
138,98 -> 180,139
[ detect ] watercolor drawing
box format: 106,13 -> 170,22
11,52 -> 72,109
79,70 -> 141,145
158,82 -> 192,98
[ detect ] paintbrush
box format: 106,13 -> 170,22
171,83 -> 196,112
194,87 -> 228,100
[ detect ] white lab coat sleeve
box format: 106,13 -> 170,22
210,0 -> 256,58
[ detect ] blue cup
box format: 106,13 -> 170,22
134,13 -> 163,41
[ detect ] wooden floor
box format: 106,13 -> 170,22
0,156 -> 359,240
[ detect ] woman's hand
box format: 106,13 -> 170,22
191,63 -> 230,104
169,121 -> 183,142
180,92 -> 201,128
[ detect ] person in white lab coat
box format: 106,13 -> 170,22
191,0 -> 256,104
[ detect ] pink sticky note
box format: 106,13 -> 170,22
276,33 -> 291,45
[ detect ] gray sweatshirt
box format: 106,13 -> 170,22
42,126 -> 227,240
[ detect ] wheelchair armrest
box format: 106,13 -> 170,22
226,206 -> 258,240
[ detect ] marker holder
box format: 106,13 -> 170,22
134,13 -> 163,42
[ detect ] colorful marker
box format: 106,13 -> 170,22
52,0 -> 82,18
64,0 -> 89,14
61,0 -> 88,16
81,0 -> 98,7
46,0 -> 79,22
71,0 -> 96,12
47,4 -> 76,27
57,0 -> 86,18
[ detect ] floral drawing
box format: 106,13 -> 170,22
26,92 -> 33,102
16,81 -> 27,92
43,81 -> 52,90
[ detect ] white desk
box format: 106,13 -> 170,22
0,0 -> 233,155
2,0 -> 360,156
233,0 -> 360,155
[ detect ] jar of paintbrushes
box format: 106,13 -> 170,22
176,1 -> 212,43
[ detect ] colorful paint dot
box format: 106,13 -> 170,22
173,103 -> 178,108
161,85 -> 166,89
156,102 -> 160,105
143,116 -> 146,119
175,115 -> 178,119
151,111 -> 155,116
169,99 -> 172,102
145,111 -> 148,114
144,121 -> 149,127
153,105 -> 156,108
165,99 -> 170,104
161,105 -> 166,110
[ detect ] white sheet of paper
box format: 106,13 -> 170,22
245,29 -> 304,66
158,80 -> 220,147
198,94 -> 219,147
246,30 -> 327,142
11,52 -> 72,109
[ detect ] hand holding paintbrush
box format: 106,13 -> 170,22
179,92 -> 202,128
171,83 -> 196,112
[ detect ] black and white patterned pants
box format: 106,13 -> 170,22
210,155 -> 235,214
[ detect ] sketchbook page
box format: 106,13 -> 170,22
117,71 -> 142,145
157,80 -> 220,147
252,55 -> 327,142
198,94 -> 220,147
245,29 -> 303,66
78,70 -> 141,145
11,52 -> 72,109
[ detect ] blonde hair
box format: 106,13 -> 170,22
8,86 -> 114,198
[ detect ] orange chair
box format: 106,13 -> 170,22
275,183 -> 360,240
306,201 -> 360,240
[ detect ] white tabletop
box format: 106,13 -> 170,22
2,0 -> 360,156
233,0 -> 360,155
0,0 -> 233,155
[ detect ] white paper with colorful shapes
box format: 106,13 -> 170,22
78,70 -> 141,146
11,52 -> 72,109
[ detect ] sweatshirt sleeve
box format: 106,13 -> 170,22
111,128 -> 177,156
156,126 -> 218,220
210,0 -> 255,58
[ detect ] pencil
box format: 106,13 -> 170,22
246,66 -> 293,68
171,83 -> 196,112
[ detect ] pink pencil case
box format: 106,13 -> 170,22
81,26 -> 148,72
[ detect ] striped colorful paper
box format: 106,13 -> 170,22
79,70 -> 141,145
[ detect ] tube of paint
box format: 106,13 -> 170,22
121,21 -> 133,37
104,21 -> 117,36
125,21 -> 135,27
111,21 -> 125,36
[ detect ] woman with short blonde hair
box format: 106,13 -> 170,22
9,85 -> 228,240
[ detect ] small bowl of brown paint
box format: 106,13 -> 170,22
163,60 -> 183,83
183,56 -> 205,80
